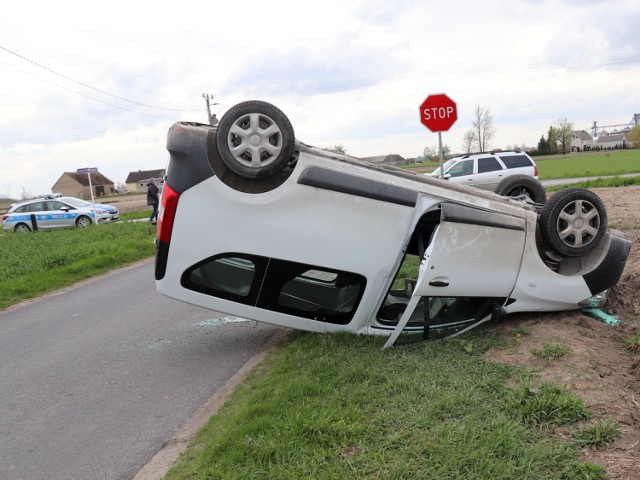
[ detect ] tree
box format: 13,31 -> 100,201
423,145 -> 451,161
472,106 -> 496,152
325,144 -> 347,154
629,126 -> 640,149
537,135 -> 549,154
423,146 -> 437,160
462,130 -> 476,153
555,117 -> 574,154
547,126 -> 558,154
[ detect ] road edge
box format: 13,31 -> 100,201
132,328 -> 290,480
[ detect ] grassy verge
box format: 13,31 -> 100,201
0,221 -> 156,309
165,331 -> 604,480
546,175 -> 640,191
533,150 -> 640,180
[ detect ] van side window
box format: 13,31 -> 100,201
499,155 -> 533,168
182,254 -> 366,325
448,160 -> 473,177
477,157 -> 502,173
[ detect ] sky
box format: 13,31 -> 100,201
1,0 -> 639,197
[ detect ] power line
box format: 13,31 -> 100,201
0,44 -> 200,112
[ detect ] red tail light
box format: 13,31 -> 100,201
534,165 -> 539,177
157,184 -> 179,243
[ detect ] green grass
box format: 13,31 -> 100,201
164,331 -> 603,480
0,221 -> 156,309
573,418 -> 621,450
536,150 -> 640,180
532,343 -> 572,365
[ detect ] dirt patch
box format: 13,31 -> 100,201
96,194 -> 149,213
484,186 -> 640,479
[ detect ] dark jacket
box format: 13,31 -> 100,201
147,183 -> 159,206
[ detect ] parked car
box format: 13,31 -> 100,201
2,196 -> 119,232
154,100 -> 631,346
428,151 -> 544,202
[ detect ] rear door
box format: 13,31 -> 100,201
474,156 -> 506,190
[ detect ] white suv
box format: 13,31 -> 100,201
154,101 -> 630,346
429,151 -> 542,200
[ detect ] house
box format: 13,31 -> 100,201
125,169 -> 166,193
594,133 -> 630,150
51,171 -> 116,199
360,154 -> 406,166
571,130 -> 593,152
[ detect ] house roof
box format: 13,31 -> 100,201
596,133 -> 625,142
361,154 -> 406,164
125,169 -> 165,183
58,171 -> 115,186
573,130 -> 592,141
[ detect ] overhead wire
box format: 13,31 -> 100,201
0,44 -> 201,112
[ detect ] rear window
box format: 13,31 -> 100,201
499,155 -> 534,169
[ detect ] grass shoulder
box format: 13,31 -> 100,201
0,218 -> 156,310
165,330 -> 605,479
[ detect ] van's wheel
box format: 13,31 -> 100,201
215,100 -> 295,179
76,215 -> 92,228
494,175 -> 547,204
14,223 -> 31,233
539,188 -> 607,258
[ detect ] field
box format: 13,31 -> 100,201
402,150 -> 640,179
2,156 -> 640,478
536,150 -> 640,179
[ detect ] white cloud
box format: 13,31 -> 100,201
1,0 -> 639,196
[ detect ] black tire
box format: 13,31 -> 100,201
14,223 -> 31,233
539,188 -> 607,258
76,215 -> 92,228
494,174 -> 547,204
215,100 -> 295,179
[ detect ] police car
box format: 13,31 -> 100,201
2,196 -> 119,232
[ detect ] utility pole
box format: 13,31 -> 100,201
202,93 -> 218,126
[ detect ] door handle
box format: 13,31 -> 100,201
429,280 -> 449,287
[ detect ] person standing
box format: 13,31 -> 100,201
147,178 -> 160,225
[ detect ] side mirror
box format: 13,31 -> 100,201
491,304 -> 506,323
60,206 -> 70,212
443,173 -> 451,180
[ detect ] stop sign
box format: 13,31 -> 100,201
419,93 -> 457,132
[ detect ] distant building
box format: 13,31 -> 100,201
595,132 -> 630,150
571,130 -> 593,152
51,171 -> 116,199
125,169 -> 166,193
360,154 -> 406,166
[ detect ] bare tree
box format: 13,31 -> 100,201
554,117 -> 574,154
462,130 -> 476,153
472,106 -> 496,152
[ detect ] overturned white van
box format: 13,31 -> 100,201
155,101 -> 631,346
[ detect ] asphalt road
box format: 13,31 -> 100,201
0,260 -> 282,480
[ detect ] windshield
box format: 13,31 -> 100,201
61,197 -> 93,208
430,159 -> 457,177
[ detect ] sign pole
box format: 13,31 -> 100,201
438,132 -> 444,178
87,171 -> 97,226
77,167 -> 99,226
